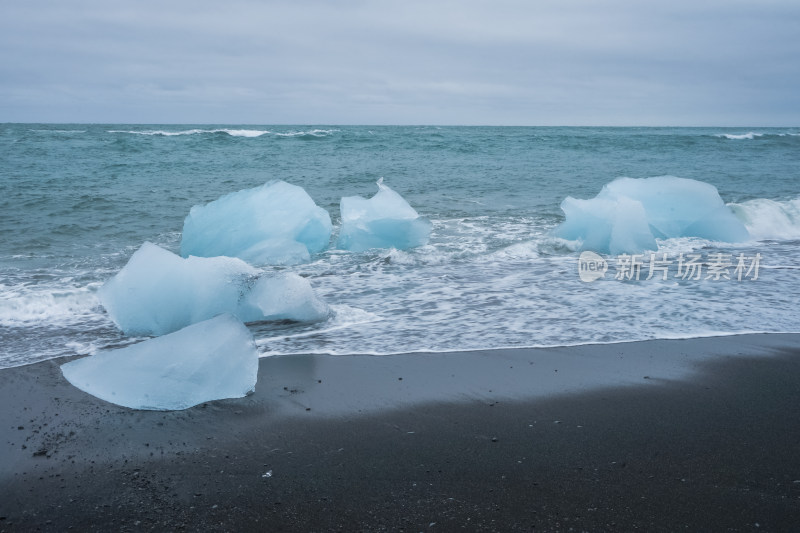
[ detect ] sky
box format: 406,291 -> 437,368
1,0 -> 798,125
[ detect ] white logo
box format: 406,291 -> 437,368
578,251 -> 608,282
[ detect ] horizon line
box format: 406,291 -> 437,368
3,122 -> 799,128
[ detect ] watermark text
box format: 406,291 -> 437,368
578,252 -> 761,282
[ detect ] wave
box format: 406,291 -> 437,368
254,330 -> 798,358
108,128 -> 271,137
223,129 -> 271,137
29,129 -> 87,134
255,304 -> 382,354
273,129 -> 339,139
717,132 -> 763,140
0,285 -> 103,326
730,197 -> 800,240
715,132 -> 800,140
107,128 -> 339,139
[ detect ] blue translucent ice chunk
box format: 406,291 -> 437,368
181,180 -> 332,265
603,177 -> 750,242
556,176 -> 750,254
99,242 -> 329,336
338,179 -> 432,252
558,195 -> 656,256
238,272 -> 331,323
61,314 -> 259,411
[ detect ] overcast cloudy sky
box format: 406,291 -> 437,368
1,0 -> 798,125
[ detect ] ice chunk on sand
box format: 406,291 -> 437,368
99,242 -> 329,336
100,242 -> 257,336
181,180 -> 332,265
61,314 -> 258,411
555,176 -> 750,254
338,178 -> 432,251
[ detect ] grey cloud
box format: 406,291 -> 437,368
1,0 -> 798,124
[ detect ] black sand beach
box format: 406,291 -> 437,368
2,334 -> 800,532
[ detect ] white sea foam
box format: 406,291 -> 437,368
3,209 -> 800,367
256,304 -> 381,353
716,132 -> 764,140
223,129 -> 271,137
0,285 -> 103,326
246,203 -> 800,358
64,341 -> 100,356
108,129 -> 270,137
107,128 -> 341,138
730,197 -> 800,240
273,129 -> 339,138
714,132 -> 800,140
481,240 -> 540,261
29,129 -> 87,134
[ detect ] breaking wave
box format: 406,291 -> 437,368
730,197 -> 800,240
107,128 -> 340,139
273,129 -> 339,139
0,285 -> 104,326
108,129 -> 271,137
715,132 -> 800,140
29,129 -> 87,134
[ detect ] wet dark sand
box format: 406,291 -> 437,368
1,334 -> 800,532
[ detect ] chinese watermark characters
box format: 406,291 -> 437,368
578,251 -> 761,282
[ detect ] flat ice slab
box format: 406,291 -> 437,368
338,178 -> 432,252
61,314 -> 259,411
181,180 -> 332,265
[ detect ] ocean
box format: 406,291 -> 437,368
1,125 -> 799,368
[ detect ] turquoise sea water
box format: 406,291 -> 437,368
1,125 -> 799,368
